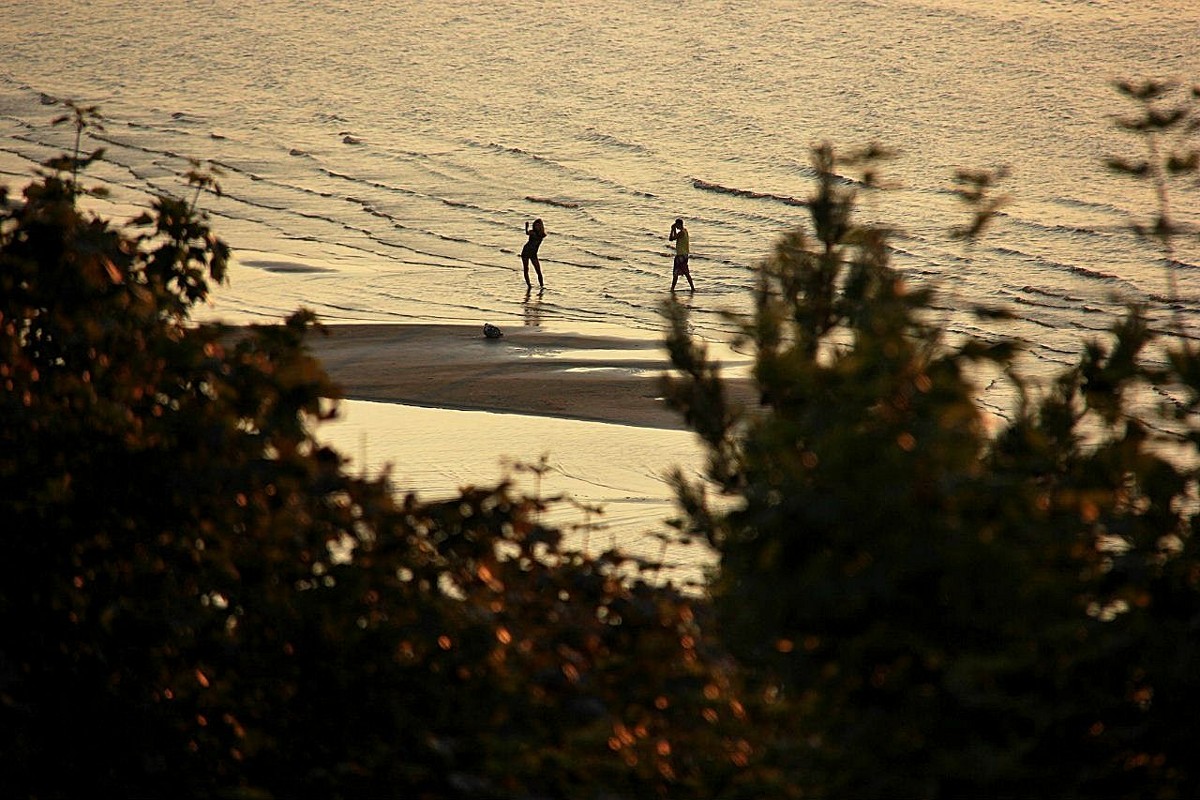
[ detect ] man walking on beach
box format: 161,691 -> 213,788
669,217 -> 694,291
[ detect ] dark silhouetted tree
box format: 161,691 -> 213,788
663,95 -> 1200,797
0,106 -> 752,800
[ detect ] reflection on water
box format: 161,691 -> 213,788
523,286 -> 544,327
316,399 -> 715,584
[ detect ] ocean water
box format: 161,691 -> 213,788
3,0 -> 1200,543
4,0 -> 1199,347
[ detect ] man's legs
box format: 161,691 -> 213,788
672,256 -> 693,291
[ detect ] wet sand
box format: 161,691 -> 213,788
304,322 -> 756,430
298,322 -> 756,582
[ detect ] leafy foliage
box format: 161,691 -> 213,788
1108,78 -> 1200,320
663,101 -> 1200,796
0,107 -> 749,799
7,79 -> 1200,800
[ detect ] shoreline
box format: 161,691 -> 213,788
301,322 -> 757,431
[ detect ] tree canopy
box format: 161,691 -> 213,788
0,104 -> 749,800
662,88 -> 1200,797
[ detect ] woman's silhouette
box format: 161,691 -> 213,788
521,218 -> 546,287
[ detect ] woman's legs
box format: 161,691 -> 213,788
521,254 -> 544,287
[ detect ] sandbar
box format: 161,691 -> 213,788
302,323 -> 755,430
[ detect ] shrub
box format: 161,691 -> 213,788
662,110 -> 1200,797
0,105 -> 749,800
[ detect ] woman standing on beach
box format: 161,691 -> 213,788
521,218 -> 547,288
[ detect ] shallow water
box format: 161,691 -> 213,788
4,0 -> 1200,537
4,2 -> 1199,346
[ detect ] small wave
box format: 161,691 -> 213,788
1065,264 -> 1122,282
442,197 -> 484,211
321,167 -> 483,213
526,196 -> 579,209
1019,285 -> 1084,303
323,169 -> 396,193
993,246 -> 1032,260
1147,293 -> 1200,310
1011,294 -> 1074,312
581,249 -> 624,262
209,159 -> 263,181
1054,195 -> 1125,215
999,246 -> 1131,287
0,114 -> 36,132
579,130 -> 649,154
473,140 -> 551,164
464,138 -> 577,175
342,135 -> 364,145
1008,215 -> 1108,239
1037,342 -> 1082,356
169,111 -> 206,124
692,179 -> 807,207
91,132 -> 191,164
1047,222 -> 1107,237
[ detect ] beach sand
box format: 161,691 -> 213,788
304,322 -> 756,430
298,322 -> 756,584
